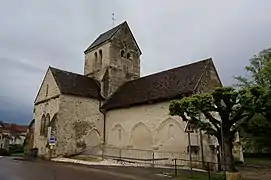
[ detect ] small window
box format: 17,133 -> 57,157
118,128 -> 122,141
94,52 -> 97,59
99,50 -> 103,60
126,53 -> 131,59
121,50 -> 125,57
168,124 -> 174,139
45,85 -> 49,97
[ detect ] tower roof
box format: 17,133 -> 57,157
84,21 -> 141,54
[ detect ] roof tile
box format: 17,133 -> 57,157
102,58 -> 212,110
50,67 -> 103,100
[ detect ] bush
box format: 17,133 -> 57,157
243,152 -> 271,159
9,144 -> 24,154
0,148 -> 10,156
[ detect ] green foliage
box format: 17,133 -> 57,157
235,48 -> 271,153
9,144 -> 24,154
169,87 -> 258,171
170,87 -> 255,140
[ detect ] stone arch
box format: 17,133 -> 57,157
154,117 -> 186,151
156,117 -> 184,132
49,113 -> 58,137
84,129 -> 101,147
130,122 -> 153,150
111,124 -> 127,147
44,114 -> 50,137
40,114 -> 46,136
120,50 -> 125,57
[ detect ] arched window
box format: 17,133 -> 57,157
44,114 -> 50,137
168,124 -> 174,139
126,53 -> 131,59
99,49 -> 103,67
45,85 -> 49,97
40,115 -> 46,136
50,114 -> 57,137
121,50 -> 125,57
118,128 -> 122,141
94,52 -> 98,70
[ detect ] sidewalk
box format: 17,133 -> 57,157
51,157 -> 206,173
51,157 -> 123,166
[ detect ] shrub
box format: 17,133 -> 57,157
0,148 -> 10,156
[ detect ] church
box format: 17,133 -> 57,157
33,21 -> 222,162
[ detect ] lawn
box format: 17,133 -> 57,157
11,152 -> 25,157
174,171 -> 225,180
243,157 -> 271,166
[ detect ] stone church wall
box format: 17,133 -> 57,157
33,69 -> 61,157
33,98 -> 60,157
106,101 -> 201,153
56,95 -> 104,156
84,42 -> 111,78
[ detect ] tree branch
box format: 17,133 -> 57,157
202,110 -> 220,131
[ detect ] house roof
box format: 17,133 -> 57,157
50,67 -> 103,100
84,21 -> 142,54
2,123 -> 28,133
102,58 -> 213,110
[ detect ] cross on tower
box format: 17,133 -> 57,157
112,13 -> 115,27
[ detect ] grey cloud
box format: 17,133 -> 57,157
1,0 -> 271,124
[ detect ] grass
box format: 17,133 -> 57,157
11,152 -> 25,157
71,155 -> 102,162
174,171 -> 225,180
242,157 -> 271,166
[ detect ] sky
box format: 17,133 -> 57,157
0,0 -> 271,125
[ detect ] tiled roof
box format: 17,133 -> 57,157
102,58 -> 213,110
84,22 -> 125,53
1,123 -> 28,133
50,67 -> 103,100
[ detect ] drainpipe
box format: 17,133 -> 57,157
99,99 -> 106,159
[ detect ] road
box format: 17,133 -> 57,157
0,157 -> 172,180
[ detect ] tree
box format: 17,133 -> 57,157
235,48 -> 271,152
169,87 -> 259,171
234,48 -> 271,88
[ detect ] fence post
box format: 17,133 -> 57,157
207,162 -> 211,180
152,151 -> 155,167
173,158 -> 177,176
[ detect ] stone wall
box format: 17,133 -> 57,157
106,101 -> 201,153
84,23 -> 141,98
84,42 -> 111,79
195,60 -> 222,93
33,68 -> 61,156
56,94 -> 104,156
107,23 -> 141,97
34,69 -> 61,103
33,98 -> 59,156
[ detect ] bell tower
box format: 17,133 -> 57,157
84,21 -> 142,98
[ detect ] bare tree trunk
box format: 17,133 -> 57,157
223,139 -> 235,171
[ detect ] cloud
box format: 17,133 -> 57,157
1,0 -> 271,124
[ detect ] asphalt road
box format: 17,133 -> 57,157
0,157 -> 172,180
